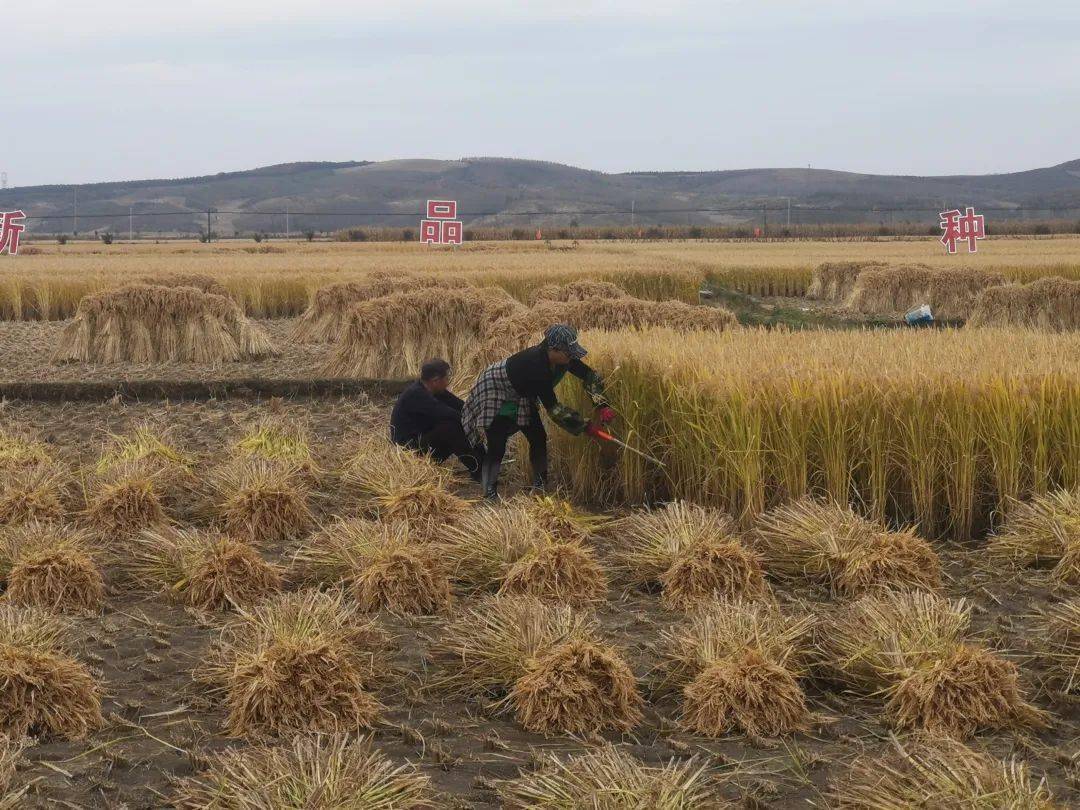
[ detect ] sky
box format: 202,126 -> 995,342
2,1 -> 1079,187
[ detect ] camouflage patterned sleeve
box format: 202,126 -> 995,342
548,402 -> 587,435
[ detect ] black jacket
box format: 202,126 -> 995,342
390,380 -> 465,445
505,344 -> 595,410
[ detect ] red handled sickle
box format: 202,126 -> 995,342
585,423 -> 667,467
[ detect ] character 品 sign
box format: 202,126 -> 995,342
0,210 -> 26,256
939,206 -> 985,254
420,200 -> 463,245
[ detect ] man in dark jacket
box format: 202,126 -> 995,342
461,324 -> 615,499
390,358 -> 482,481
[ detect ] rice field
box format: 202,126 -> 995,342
0,236 -> 1078,806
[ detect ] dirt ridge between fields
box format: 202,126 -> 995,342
0,377 -> 411,402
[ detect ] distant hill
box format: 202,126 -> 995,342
3,157 -> 1080,236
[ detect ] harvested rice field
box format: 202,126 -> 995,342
0,236 -> 1079,808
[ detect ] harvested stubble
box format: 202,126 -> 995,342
295,518 -> 452,614
657,600 -> 813,738
437,595 -> 643,735
94,422 -> 194,475
830,734 -> 1059,809
52,284 -> 277,364
1032,598 -> 1080,694
0,523 -> 103,612
324,286 -> 523,381
291,273 -> 465,343
987,489 -> 1080,584
0,426 -> 52,470
136,272 -> 230,299
752,499 -> 941,596
175,734 -> 435,809
968,276 -> 1080,331
804,260 -> 888,301
83,460 -> 174,539
497,745 -> 725,809
615,501 -> 768,610
550,327 -> 1080,540
0,605 -> 102,739
845,265 -> 1007,321
819,591 -> 1044,738
206,459 -> 313,545
198,590 -> 386,738
443,503 -> 607,603
527,279 -> 630,305
341,435 -> 469,536
0,462 -> 70,526
128,527 -> 282,610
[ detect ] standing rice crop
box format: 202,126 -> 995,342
657,600 -> 813,739
0,522 -> 104,612
127,527 -> 282,610
497,745 -> 725,809
295,518 -> 452,615
614,501 -> 768,610
197,590 -> 387,738
205,459 -> 313,545
0,461 -> 71,526
819,591 -> 1045,738
0,605 -> 102,739
751,499 -> 941,596
436,595 -> 642,736
987,489 -> 1080,584
175,734 -> 435,809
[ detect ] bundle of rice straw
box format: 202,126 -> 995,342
987,489 -> 1080,584
291,273 -> 466,343
128,527 -> 282,610
442,502 -> 607,604
197,590 -> 386,738
829,734 -> 1059,809
295,518 -> 452,614
324,286 -> 523,381
232,416 -> 321,479
205,459 -> 313,545
514,494 -> 611,542
0,604 -> 102,739
0,426 -> 52,471
1031,598 -> 1080,695
174,735 -> 435,809
752,499 -> 941,596
497,745 -> 724,809
0,461 -> 71,526
819,590 -> 1045,738
616,501 -> 768,610
845,265 -> 1006,321
527,280 -> 630,305
135,273 -> 230,299
82,459 -> 178,539
436,595 -> 642,735
94,421 -> 194,475
968,276 -> 1080,331
805,260 -> 888,301
0,522 -> 104,612
52,284 -> 277,364
657,599 -> 813,738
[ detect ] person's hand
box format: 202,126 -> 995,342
597,406 -> 616,424
584,422 -> 603,438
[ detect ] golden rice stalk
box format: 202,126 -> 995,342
845,265 -> 1006,321
436,595 -> 642,735
829,734 -> 1059,809
527,280 -> 630,305
82,460 -> 173,539
968,276 -> 1080,331
1053,537 -> 1080,585
805,260 -> 888,301
198,590 -> 386,738
0,735 -> 29,810
295,518 -> 452,615
513,493 -> 612,542
0,604 -> 102,739
443,503 -> 607,603
127,527 -> 282,610
233,416 -> 318,474
752,499 -> 941,596
0,461 -> 71,526
0,425 -> 52,471
988,489 -> 1080,569
205,459 -> 313,545
174,734 -> 435,809
615,502 -> 768,609
0,522 -> 104,612
497,745 -> 725,810
657,600 -> 813,738
1031,598 -> 1080,694
136,272 -> 230,299
52,283 -> 278,364
820,591 -> 1044,738
94,421 -> 194,475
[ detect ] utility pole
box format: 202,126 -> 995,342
285,207 -> 290,240
73,188 -> 78,235
630,198 -> 635,228
206,209 -> 212,242
1,172 -> 7,190
786,197 -> 791,227
129,206 -> 134,241
762,204 -> 767,237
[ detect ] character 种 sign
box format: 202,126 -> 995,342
0,210 -> 26,256
420,200 -> 463,245
939,206 -> 985,254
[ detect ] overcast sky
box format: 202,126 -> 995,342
2,1 -> 1078,187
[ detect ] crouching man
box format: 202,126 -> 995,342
390,358 -> 483,481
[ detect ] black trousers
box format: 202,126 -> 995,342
484,414 -> 548,490
403,421 -> 482,480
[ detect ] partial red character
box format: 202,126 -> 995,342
939,208 -> 961,254
420,219 -> 442,244
441,220 -> 463,245
0,211 -> 26,256
427,200 -> 457,219
957,206 -> 985,253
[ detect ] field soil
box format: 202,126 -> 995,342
2,394 -> 1078,808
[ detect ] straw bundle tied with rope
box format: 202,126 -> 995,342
845,265 -> 1007,321
204,459 -> 313,545
968,276 -> 1080,331
52,284 -> 277,364
805,260 -> 888,301
987,489 -> 1080,584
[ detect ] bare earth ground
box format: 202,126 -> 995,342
0,393 -> 1077,808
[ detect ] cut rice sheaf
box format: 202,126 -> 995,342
0,522 -> 104,612
206,459 -> 313,545
0,462 -> 70,527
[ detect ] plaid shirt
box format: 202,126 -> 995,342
461,360 -> 536,445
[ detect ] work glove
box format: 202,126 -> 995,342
596,406 -> 616,424
584,422 -> 605,438
549,402 -> 587,436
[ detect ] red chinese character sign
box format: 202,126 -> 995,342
0,210 -> 26,256
939,206 -> 985,254
421,199 -> 462,245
